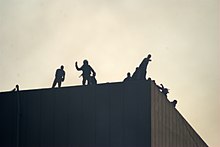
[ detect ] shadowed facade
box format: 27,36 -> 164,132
0,80 -> 208,147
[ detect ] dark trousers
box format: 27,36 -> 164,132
52,79 -> 62,88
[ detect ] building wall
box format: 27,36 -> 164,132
0,81 -> 151,147
0,80 -> 208,147
151,81 -> 208,147
0,92 -> 18,147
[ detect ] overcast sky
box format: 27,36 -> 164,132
0,0 -> 219,146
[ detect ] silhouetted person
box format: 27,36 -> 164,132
138,54 -> 152,80
171,100 -> 177,107
90,75 -> 97,85
75,60 -> 96,85
132,67 -> 141,80
123,72 -> 132,82
52,65 -> 65,88
16,85 -> 19,91
12,84 -> 20,92
157,84 -> 169,96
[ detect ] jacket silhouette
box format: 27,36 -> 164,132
75,60 -> 96,85
52,65 -> 65,88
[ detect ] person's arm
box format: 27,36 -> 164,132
90,66 -> 96,76
55,69 -> 58,77
62,71 -> 65,81
75,62 -> 82,71
157,85 -> 162,90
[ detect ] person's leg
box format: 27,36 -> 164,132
88,77 -> 91,85
82,78 -> 86,85
93,77 -> 97,84
52,79 -> 57,88
58,81 -> 62,88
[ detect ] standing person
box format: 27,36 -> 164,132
75,60 -> 96,85
52,65 -> 65,88
138,54 -> 152,80
123,72 -> 132,82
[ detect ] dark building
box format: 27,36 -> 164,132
0,80 -> 208,147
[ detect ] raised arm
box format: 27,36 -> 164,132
75,62 -> 82,71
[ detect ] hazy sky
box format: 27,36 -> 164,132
0,0 -> 219,146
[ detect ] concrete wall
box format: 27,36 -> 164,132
0,81 -> 151,147
151,81 -> 208,147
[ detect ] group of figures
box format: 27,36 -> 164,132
51,54 -> 177,107
52,54 -> 153,88
123,54 -> 152,82
122,54 -> 177,107
52,60 -> 97,88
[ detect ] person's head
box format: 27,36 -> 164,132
127,72 -> 131,77
16,85 -> 19,90
83,60 -> 88,65
61,65 -> 64,70
173,100 -> 177,104
147,54 -> 151,59
172,100 -> 177,107
163,88 -> 169,94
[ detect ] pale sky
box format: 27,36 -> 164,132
0,0 -> 219,146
